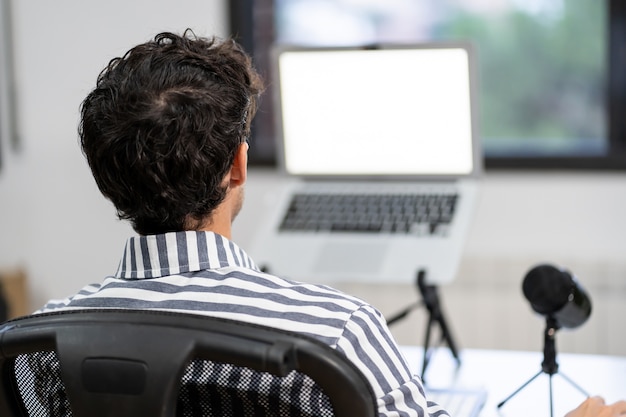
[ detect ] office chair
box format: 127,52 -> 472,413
0,309 -> 377,417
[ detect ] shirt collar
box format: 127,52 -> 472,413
114,231 -> 259,279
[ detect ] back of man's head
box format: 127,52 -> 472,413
79,30 -> 263,235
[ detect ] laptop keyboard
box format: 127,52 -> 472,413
279,192 -> 458,235
426,388 -> 487,417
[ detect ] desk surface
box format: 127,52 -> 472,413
400,346 -> 626,417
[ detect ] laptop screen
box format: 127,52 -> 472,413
275,45 -> 477,177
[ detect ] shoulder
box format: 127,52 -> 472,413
35,283 -> 103,313
227,266 -> 370,310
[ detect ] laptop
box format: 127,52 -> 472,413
249,43 -> 481,285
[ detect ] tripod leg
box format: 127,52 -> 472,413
421,313 -> 435,380
557,371 -> 590,397
434,305 -> 461,364
386,300 -> 424,327
497,369 -> 543,408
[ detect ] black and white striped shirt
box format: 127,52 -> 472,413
38,231 -> 449,417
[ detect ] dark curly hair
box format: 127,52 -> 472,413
79,30 -> 264,235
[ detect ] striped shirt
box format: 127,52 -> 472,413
38,231 -> 449,417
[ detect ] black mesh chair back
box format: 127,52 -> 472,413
0,309 -> 377,417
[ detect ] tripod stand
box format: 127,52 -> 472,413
497,317 -> 589,417
386,270 -> 460,380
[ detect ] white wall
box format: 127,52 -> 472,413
0,0 -> 625,356
0,0 -> 227,308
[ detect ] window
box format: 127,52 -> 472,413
230,0 -> 626,170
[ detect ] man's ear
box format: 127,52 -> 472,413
229,142 -> 248,187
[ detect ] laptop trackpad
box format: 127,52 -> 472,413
313,242 -> 387,275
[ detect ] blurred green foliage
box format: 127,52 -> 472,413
439,0 -> 605,155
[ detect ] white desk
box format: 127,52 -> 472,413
400,346 -> 626,417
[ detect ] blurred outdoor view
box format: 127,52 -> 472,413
275,0 -> 606,157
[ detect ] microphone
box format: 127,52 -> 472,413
522,264 -> 592,329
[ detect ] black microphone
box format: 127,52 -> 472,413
522,264 -> 592,329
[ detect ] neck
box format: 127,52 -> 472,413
198,209 -> 232,239
192,142 -> 247,240
195,186 -> 243,240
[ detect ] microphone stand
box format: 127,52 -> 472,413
497,317 -> 589,417
386,270 -> 461,381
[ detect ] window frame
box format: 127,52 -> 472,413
229,0 -> 626,171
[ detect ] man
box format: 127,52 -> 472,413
38,30 -> 625,417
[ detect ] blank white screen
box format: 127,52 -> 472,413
278,47 -> 474,176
